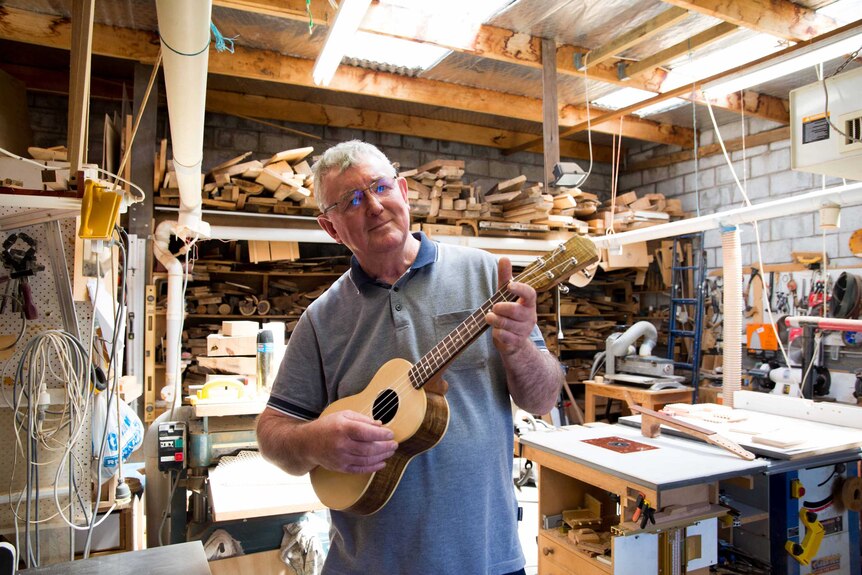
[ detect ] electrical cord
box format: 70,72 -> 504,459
822,43 -> 862,145
702,93 -> 793,368
0,146 -> 146,201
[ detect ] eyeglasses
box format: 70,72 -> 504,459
320,176 -> 397,216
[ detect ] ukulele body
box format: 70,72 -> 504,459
310,358 -> 450,515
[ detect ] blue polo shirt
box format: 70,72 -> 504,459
268,232 -> 548,574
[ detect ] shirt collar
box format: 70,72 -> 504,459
349,232 -> 438,290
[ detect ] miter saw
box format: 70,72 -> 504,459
601,321 -> 686,390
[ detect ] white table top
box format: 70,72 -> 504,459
520,424 -> 767,491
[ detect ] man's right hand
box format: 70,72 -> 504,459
311,410 -> 398,474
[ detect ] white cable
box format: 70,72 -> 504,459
0,146 -> 146,201
703,93 -> 792,367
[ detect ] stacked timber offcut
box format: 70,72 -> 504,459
401,159 -> 485,227
153,142 -> 317,215
590,190 -> 684,234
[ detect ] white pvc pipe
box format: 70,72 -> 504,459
155,0 -> 212,239
591,181 -> 862,250
153,221 -> 184,404
721,228 -> 743,407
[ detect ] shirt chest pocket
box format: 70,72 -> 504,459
432,309 -> 489,371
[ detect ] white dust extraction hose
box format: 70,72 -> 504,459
721,227 -> 743,407
155,0 -> 212,239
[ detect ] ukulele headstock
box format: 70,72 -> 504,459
517,235 -> 599,293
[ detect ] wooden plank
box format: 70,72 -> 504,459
542,37 -> 560,189
580,7 -> 690,69
628,126 -> 790,171
264,146 -> 314,165
623,22 -> 738,79
67,0 -> 95,181
661,0 -> 837,42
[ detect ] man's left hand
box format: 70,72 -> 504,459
486,257 -> 538,357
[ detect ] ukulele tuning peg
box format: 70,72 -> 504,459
557,284 -> 569,294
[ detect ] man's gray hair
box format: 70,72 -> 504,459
312,140 -> 396,209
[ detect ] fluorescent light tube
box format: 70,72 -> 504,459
312,0 -> 372,86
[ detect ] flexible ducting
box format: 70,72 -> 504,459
721,227 -> 743,407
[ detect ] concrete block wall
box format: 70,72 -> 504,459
26,92 -> 612,201
621,117 -> 862,270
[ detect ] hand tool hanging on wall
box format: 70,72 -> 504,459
1,233 -> 44,320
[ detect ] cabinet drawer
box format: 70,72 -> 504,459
538,531 -> 610,575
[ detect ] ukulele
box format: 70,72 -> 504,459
310,235 -> 599,515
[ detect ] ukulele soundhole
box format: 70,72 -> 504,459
372,389 -> 399,424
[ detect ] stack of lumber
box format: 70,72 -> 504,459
193,320 -> 260,384
153,143 -> 317,215
591,190 -> 683,234
548,187 -> 599,234
402,159 -> 484,225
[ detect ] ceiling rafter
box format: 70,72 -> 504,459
660,0 -> 837,42
621,22 -> 739,79
215,0 -> 791,126
579,6 -> 690,70
504,17 -> 862,155
0,6 -> 694,149
0,60 -> 611,161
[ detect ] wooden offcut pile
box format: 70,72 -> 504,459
590,190 -> 684,234
154,143 -> 317,215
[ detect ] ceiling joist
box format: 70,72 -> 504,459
216,0 -> 791,126
0,6 -> 693,149
621,22 -> 739,79
579,6 -> 690,70
660,0 -> 837,42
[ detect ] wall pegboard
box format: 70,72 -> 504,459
0,207 -> 96,564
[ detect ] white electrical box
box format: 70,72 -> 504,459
790,65 -> 862,181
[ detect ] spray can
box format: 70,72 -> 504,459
256,329 -> 274,394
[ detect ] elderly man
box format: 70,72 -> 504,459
257,140 -> 564,574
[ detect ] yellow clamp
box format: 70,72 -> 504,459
785,509 -> 824,566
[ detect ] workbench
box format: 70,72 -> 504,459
23,541 -> 210,574
583,381 -> 693,423
520,424 -> 765,574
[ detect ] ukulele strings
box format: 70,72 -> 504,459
355,254 -> 584,420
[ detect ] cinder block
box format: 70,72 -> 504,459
643,166 -> 670,185
324,126 -> 364,142
771,214 -> 813,240
750,152 -> 790,178
731,145 -> 768,161
465,158 -> 490,177
488,160 -> 521,180
669,160 -> 696,177
438,140 -> 473,157
402,135 -> 438,152
379,132 -> 402,147
260,133 -> 301,154
770,171 -> 813,195
656,176 -> 684,197
618,172 -> 642,190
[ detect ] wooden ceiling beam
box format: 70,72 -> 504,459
622,22 -> 738,79
216,0 -> 790,126
203,91 -> 612,162
0,59 -> 613,162
579,6 -> 690,70
660,0 -> 837,42
0,6 -> 693,149
506,17 -> 862,154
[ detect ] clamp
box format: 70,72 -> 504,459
631,493 -> 656,529
785,509 -> 824,566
